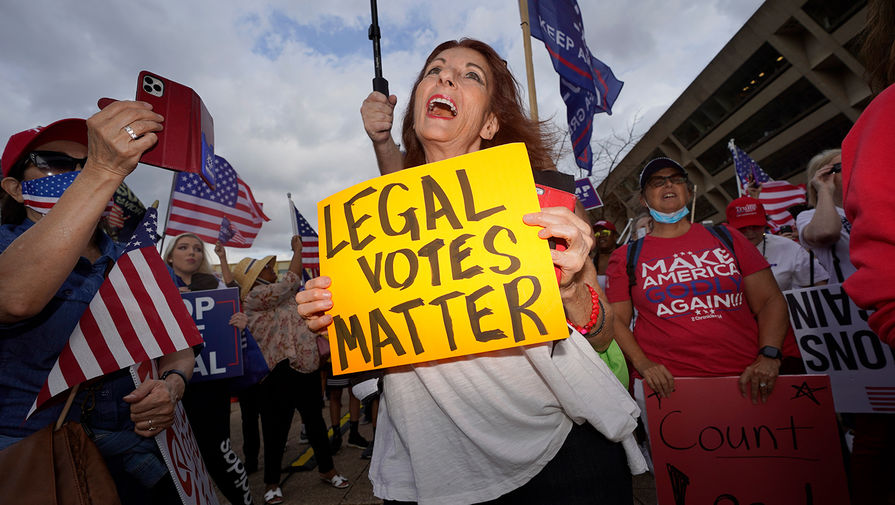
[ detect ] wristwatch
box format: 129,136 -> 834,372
758,346 -> 782,360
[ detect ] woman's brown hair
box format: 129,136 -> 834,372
400,38 -> 558,171
860,0 -> 895,94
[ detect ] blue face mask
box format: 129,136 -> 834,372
20,171 -> 80,215
648,204 -> 689,224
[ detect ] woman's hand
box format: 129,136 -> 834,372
522,206 -> 594,294
84,100 -> 164,179
229,311 -> 248,330
636,358 -> 675,398
214,241 -> 227,262
739,356 -> 781,404
124,378 -> 180,437
361,91 -> 398,146
295,276 -> 334,333
810,164 -> 839,198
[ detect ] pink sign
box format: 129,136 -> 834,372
644,375 -> 848,505
131,361 -> 219,505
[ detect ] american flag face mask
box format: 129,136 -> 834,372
20,171 -> 80,215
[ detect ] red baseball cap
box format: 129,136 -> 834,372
2,118 -> 88,177
726,196 -> 767,229
593,220 -> 617,233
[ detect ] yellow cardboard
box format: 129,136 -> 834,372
318,143 -> 568,374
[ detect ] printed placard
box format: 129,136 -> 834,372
181,288 -> 244,382
785,283 -> 895,413
131,361 -> 219,505
574,177 -> 603,209
318,143 -> 568,374
644,376 -> 848,505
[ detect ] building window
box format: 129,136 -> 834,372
756,114 -> 854,181
673,44 -> 791,148
802,0 -> 866,33
697,78 -> 828,175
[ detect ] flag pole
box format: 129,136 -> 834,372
690,185 -> 697,224
287,193 -> 298,236
616,217 -> 634,245
729,139 -> 745,198
158,173 -> 178,252
518,0 -> 539,122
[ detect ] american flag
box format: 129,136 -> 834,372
218,216 -> 247,246
292,204 -> 319,277
728,141 -> 806,231
165,155 -> 269,248
21,171 -> 81,214
29,208 -> 203,417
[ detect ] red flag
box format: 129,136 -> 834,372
291,204 -> 319,276
29,208 -> 202,417
165,155 -> 269,247
756,180 -> 806,231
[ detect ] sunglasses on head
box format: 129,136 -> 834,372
27,151 -> 87,174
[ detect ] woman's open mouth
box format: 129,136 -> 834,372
426,94 -> 457,119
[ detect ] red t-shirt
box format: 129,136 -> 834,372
606,224 -> 771,377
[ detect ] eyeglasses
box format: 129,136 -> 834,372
596,229 -> 613,237
27,151 -> 87,174
829,162 -> 842,174
646,174 -> 688,188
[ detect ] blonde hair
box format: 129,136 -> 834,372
163,233 -> 214,275
805,149 -> 841,207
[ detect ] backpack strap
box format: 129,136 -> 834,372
705,224 -> 740,273
625,237 -> 645,294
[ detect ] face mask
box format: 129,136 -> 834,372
20,171 -> 80,215
635,227 -> 648,240
648,204 -> 689,224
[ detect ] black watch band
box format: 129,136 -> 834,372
758,346 -> 782,360
161,369 -> 188,387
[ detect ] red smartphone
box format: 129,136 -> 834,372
535,183 -> 577,284
99,71 -> 215,188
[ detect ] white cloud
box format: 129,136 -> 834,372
0,0 -> 761,262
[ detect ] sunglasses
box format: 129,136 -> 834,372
27,151 -> 87,174
646,174 -> 688,188
829,162 -> 842,174
596,229 -> 614,237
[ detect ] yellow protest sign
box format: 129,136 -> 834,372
318,143 -> 569,374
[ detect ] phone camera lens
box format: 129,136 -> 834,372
153,84 -> 162,92
144,76 -> 153,84
143,84 -> 153,93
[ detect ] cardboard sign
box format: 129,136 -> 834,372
644,376 -> 848,505
574,177 -> 603,209
318,143 -> 569,374
785,283 -> 895,413
181,288 -> 244,382
131,361 -> 219,505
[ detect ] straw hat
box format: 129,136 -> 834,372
233,255 -> 276,299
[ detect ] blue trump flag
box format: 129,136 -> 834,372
528,0 -> 623,173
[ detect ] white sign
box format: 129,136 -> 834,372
785,283 -> 895,413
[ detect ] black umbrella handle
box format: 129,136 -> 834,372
368,0 -> 389,96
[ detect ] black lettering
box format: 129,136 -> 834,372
822,287 -> 853,326
659,410 -> 696,450
345,186 -> 377,251
457,169 -> 505,221
421,175 -> 462,230
450,233 -> 484,280
809,290 -> 829,327
466,286 -> 506,342
369,308 -> 405,367
504,275 -> 546,342
357,253 -> 383,292
484,225 -> 521,275
390,298 -> 426,355
854,330 -> 887,369
323,204 -> 349,259
379,183 -> 420,240
333,315 -> 371,371
725,426 -> 750,450
824,331 -> 858,370
698,426 -> 724,451
417,239 -> 446,286
799,335 -> 830,372
786,292 -> 816,330
752,425 -> 778,450
775,415 -> 813,451
430,291 -> 464,351
384,249 -> 418,290
713,495 -> 739,505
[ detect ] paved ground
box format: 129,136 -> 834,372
220,392 -> 658,505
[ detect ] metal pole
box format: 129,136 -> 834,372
518,0 -> 539,122
369,0 -> 389,96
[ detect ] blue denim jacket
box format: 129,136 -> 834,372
0,219 -> 120,438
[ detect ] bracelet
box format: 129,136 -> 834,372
584,299 -> 606,338
567,284 -> 602,335
161,369 -> 188,390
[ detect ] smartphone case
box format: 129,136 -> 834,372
134,71 -> 215,188
535,182 -> 577,284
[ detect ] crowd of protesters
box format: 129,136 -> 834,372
2,4 -> 895,504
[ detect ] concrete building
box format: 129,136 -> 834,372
597,0 -> 869,227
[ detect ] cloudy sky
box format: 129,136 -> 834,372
1,0 -> 762,263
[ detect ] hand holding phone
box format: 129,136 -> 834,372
535,183 -> 577,284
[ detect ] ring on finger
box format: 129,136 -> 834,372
123,124 -> 139,141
